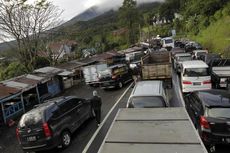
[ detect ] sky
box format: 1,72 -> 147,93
28,0 -> 163,21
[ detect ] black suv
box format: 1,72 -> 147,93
98,64 -> 132,89
184,90 -> 230,147
16,96 -> 94,152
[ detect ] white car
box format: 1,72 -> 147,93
180,60 -> 212,93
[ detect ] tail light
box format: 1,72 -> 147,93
203,80 -> 211,84
112,75 -> 117,79
183,81 -> 192,85
16,128 -> 20,142
43,122 -> 52,137
200,116 -> 210,129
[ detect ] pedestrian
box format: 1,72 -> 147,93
91,90 -> 102,126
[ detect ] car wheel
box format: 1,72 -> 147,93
118,82 -> 123,89
61,131 -> 71,148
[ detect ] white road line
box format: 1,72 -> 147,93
82,83 -> 133,153
173,71 -> 185,107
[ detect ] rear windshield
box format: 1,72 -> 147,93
178,56 -> 191,61
197,52 -> 206,56
207,108 -> 230,119
19,110 -> 43,127
131,97 -> 165,108
164,39 -> 173,44
183,68 -> 208,77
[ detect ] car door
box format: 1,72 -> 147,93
190,94 -> 203,127
72,98 -> 90,126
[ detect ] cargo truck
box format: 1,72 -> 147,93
141,51 -> 172,88
82,63 -> 107,86
98,107 -> 208,153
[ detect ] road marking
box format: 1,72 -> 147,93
172,70 -> 185,107
82,83 -> 133,153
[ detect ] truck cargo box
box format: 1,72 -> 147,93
98,108 -> 208,153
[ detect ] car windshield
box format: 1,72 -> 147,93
19,110 -> 43,127
207,108 -> 230,119
131,96 -> 165,108
178,56 -> 191,61
197,52 -> 206,56
183,68 -> 208,77
165,39 -> 173,44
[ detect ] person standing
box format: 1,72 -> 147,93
91,90 -> 102,126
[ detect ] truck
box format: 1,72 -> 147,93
98,107 -> 208,153
210,59 -> 230,89
82,63 -> 107,86
141,51 -> 172,88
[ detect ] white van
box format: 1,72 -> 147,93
162,37 -> 174,50
180,60 -> 211,93
126,80 -> 169,108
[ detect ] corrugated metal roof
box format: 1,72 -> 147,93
13,76 -> 40,86
58,71 -> 74,76
0,84 -> 21,100
2,81 -> 29,89
34,66 -> 63,75
26,74 -> 44,81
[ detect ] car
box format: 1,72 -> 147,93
185,41 -> 202,53
192,50 -> 208,60
161,37 -> 174,51
16,96 -> 94,152
200,53 -> 221,66
180,60 -> 212,93
173,53 -> 192,73
98,64 -> 133,89
185,89 -> 230,147
126,80 -> 169,108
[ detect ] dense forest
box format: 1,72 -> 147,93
0,0 -> 229,80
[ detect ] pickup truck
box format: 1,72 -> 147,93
98,108 -> 208,153
210,59 -> 230,88
141,51 -> 172,88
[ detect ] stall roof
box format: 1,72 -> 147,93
0,84 -> 21,100
58,71 -> 74,76
34,66 -> 63,75
2,81 -> 29,89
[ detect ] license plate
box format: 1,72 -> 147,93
193,82 -> 201,85
220,84 -> 227,87
27,136 -> 36,142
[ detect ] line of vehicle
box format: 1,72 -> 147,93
82,83 -> 133,153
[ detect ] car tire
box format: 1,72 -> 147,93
118,82 -> 123,89
61,131 -> 71,149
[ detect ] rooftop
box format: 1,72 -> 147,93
182,60 -> 208,68
197,90 -> 230,107
132,81 -> 163,97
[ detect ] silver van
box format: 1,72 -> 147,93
127,80 -> 169,108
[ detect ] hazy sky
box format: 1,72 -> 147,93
28,0 -> 163,21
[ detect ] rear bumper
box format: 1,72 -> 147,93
201,131 -> 230,145
20,136 -> 59,152
182,85 -> 211,93
100,80 -> 117,88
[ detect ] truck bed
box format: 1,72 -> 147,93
98,108 -> 208,153
212,66 -> 230,77
141,52 -> 172,80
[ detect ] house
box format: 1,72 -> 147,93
37,40 -> 77,61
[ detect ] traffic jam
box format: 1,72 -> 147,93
1,37 -> 230,153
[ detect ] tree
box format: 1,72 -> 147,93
0,0 -> 62,71
119,0 -> 141,45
